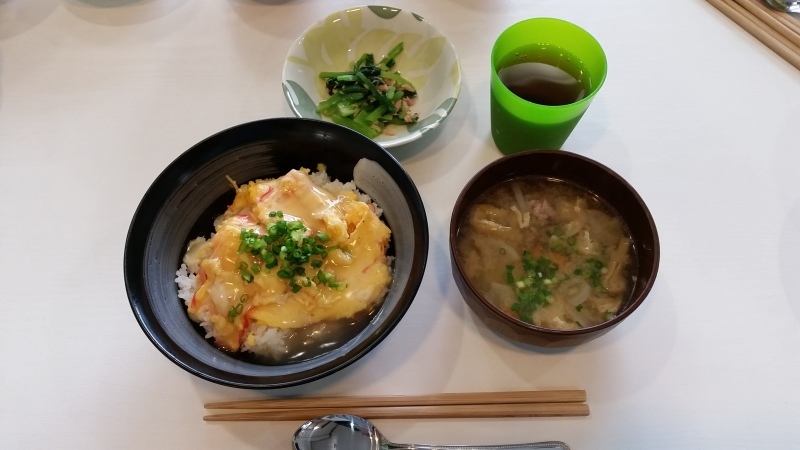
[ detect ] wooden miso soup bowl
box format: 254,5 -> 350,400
449,150 -> 659,348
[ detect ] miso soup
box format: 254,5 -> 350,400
456,177 -> 637,330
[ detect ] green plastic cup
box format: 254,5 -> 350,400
490,18 -> 607,154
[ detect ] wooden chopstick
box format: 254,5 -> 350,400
732,0 -> 800,47
707,0 -> 800,70
750,0 -> 800,38
204,389 -> 587,410
203,402 -> 590,421
203,390 -> 589,422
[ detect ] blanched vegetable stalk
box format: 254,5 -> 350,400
317,42 -> 418,138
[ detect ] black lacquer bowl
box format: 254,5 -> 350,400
124,118 -> 428,388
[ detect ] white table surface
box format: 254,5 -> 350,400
2,0 -> 799,448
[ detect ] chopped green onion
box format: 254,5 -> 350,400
227,294 -> 248,323
236,213 -> 343,292
506,251 -> 558,323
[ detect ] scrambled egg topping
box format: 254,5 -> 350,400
184,168 -> 392,351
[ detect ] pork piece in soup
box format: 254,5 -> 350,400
456,177 -> 636,330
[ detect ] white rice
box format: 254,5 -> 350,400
175,263 -> 196,304
177,263 -> 289,356
241,325 -> 288,356
176,263 -> 221,342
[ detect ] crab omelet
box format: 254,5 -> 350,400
180,167 -> 392,354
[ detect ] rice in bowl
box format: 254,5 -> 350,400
175,165 -> 392,364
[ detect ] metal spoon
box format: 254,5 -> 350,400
765,0 -> 800,13
292,414 -> 571,450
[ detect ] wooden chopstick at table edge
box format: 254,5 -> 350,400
707,0 -> 800,70
203,390 -> 589,421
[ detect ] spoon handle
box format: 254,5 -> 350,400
387,442 -> 571,450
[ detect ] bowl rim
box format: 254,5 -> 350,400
282,4 -> 462,148
124,117 -> 429,388
449,149 -> 660,338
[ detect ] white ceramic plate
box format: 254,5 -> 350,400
282,5 -> 461,148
